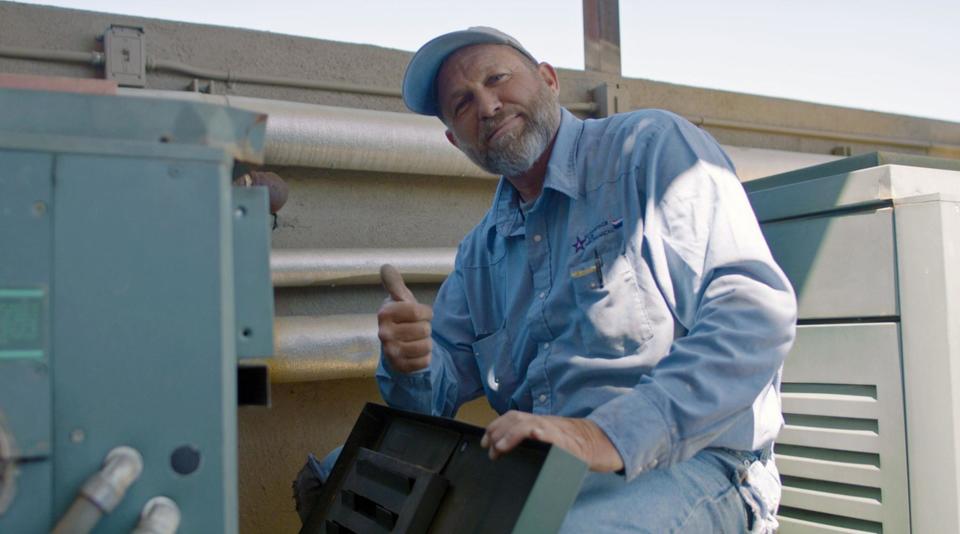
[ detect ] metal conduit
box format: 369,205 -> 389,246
271,314 -> 379,383
272,248 -> 455,287
147,58 -> 402,98
0,46 -> 399,97
0,46 -> 104,66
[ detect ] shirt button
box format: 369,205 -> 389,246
542,342 -> 550,350
533,234 -> 542,242
494,376 -> 500,384
538,291 -> 546,299
538,394 -> 547,403
589,282 -> 597,289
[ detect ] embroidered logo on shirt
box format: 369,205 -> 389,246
572,217 -> 623,254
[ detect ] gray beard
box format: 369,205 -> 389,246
455,85 -> 560,178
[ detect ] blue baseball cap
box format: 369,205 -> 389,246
402,27 -> 537,117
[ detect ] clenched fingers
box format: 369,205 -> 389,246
378,301 -> 434,323
379,321 -> 431,343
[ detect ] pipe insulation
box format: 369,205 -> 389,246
271,248 -> 455,287
119,89 -> 840,181
271,314 -> 380,382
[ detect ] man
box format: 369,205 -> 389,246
300,27 -> 796,532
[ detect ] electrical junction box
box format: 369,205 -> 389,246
302,403 -> 588,534
104,25 -> 147,87
0,87 -> 273,532
745,153 -> 960,533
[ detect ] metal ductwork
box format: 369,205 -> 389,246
119,89 -> 495,178
119,89 -> 839,181
271,314 -> 379,382
271,248 -> 455,288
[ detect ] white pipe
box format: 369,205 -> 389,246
52,446 -> 143,534
271,248 -> 455,287
117,89 -> 840,181
132,496 -> 181,534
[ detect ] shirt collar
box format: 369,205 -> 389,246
493,107 -> 584,237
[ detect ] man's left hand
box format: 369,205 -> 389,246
480,411 -> 624,472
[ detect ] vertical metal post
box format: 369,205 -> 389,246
583,0 -> 621,75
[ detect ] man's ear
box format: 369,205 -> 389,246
537,62 -> 560,95
445,130 -> 459,148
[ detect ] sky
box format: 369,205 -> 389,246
14,0 -> 960,123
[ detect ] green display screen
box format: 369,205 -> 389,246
0,288 -> 45,359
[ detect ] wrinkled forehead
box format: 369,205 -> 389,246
436,43 -> 532,93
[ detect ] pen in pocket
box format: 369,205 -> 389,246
593,249 -> 604,289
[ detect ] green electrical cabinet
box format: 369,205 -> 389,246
0,88 -> 274,532
746,154 -> 960,533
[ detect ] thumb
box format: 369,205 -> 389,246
380,264 -> 417,303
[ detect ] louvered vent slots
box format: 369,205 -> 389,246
777,383 -> 885,533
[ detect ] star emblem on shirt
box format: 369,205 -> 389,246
572,236 -> 586,253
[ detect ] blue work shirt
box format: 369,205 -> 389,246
377,108 -> 797,482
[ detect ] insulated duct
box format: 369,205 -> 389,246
271,314 -> 379,382
271,248 -> 455,287
118,89 -> 839,181
119,89 -> 494,178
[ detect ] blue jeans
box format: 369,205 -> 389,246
296,447 -> 778,532
561,448 -> 763,533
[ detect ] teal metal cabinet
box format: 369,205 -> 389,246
0,88 -> 273,533
746,154 -> 960,533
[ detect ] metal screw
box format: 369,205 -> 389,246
70,429 -> 85,443
234,206 -> 247,218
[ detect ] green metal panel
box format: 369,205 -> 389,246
0,88 -> 266,164
232,187 -> 275,359
745,151 -> 960,194
761,208 -> 897,320
50,153 -> 237,532
777,323 -> 909,534
0,89 -> 268,532
0,460 -> 53,533
511,446 -> 587,534
0,150 -> 54,532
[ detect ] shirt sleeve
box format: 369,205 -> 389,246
587,112 -> 798,481
376,250 -> 485,417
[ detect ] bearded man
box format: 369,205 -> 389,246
299,27 -> 796,533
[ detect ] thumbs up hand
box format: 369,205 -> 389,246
377,264 -> 434,373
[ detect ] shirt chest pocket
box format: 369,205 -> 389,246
568,240 -> 653,357
471,327 -> 516,414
